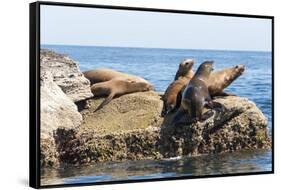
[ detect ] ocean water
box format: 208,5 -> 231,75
41,45 -> 273,185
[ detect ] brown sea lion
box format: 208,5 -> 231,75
91,78 -> 154,112
83,68 -> 150,84
175,64 -> 245,99
174,59 -> 195,80
173,61 -> 222,124
207,64 -> 245,96
172,64 -> 245,115
161,60 -> 194,116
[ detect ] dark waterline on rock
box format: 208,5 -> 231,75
41,45 -> 272,185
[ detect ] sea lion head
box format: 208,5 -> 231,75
130,81 -> 155,92
179,59 -> 195,71
146,83 -> 155,91
233,64 -> 245,76
175,59 -> 195,80
196,60 -> 214,77
227,64 -> 245,82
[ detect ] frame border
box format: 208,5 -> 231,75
29,1 -> 274,189
30,2 -> 41,188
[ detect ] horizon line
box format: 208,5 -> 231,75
41,43 -> 271,53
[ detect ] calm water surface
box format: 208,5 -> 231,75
41,45 -> 272,185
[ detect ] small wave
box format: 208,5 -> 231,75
163,156 -> 182,161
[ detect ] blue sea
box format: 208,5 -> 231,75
41,45 -> 273,185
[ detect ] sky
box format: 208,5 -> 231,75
40,5 -> 272,52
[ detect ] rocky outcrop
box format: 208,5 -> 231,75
52,92 -> 271,166
40,50 -> 92,167
159,96 -> 271,158
40,71 -> 82,138
40,70 -> 83,167
40,49 -> 93,102
54,92 -> 163,165
40,49 -> 271,167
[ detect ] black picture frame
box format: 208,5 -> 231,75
29,1 -> 274,189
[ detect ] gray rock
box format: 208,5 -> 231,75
40,70 -> 82,138
40,70 -> 83,167
40,49 -> 93,102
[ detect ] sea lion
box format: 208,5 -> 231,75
83,68 -> 150,84
91,78 -> 154,112
207,64 -> 245,96
161,60 -> 194,116
174,64 -> 245,101
174,59 -> 195,80
173,64 -> 245,112
173,61 -> 220,124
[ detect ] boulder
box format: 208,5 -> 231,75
54,91 -> 163,165
52,92 -> 271,166
40,49 -> 93,102
159,96 -> 271,158
40,70 -> 83,167
40,71 -> 82,137
80,91 -> 163,134
40,49 -> 93,167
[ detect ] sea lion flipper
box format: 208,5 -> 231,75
172,107 -> 192,126
161,101 -> 168,117
200,110 -> 214,121
173,90 -> 182,113
212,101 -> 227,112
94,93 -> 115,112
205,101 -> 226,112
212,91 -> 236,97
220,91 -> 236,96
